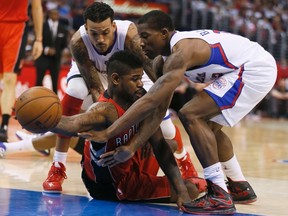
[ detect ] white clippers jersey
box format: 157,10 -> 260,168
169,30 -> 277,126
170,30 -> 267,83
80,20 -> 131,74
68,20 -> 153,92
66,20 -> 132,106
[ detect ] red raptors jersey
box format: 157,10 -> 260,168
82,91 -> 140,186
82,91 -> 169,201
0,0 -> 29,22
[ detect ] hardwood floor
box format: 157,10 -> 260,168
1,116 -> 288,215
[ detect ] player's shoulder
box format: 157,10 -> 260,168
70,29 -> 84,48
88,102 -> 117,114
70,29 -> 87,58
115,20 -> 133,26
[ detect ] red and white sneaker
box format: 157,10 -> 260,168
187,177 -> 207,193
43,162 -> 67,193
181,180 -> 236,215
226,177 -> 257,204
175,152 -> 198,179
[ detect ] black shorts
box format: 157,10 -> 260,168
81,168 -> 118,201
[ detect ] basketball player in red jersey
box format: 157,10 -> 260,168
47,50 -> 199,212
0,0 -> 43,141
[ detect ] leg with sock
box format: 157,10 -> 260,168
43,94 -> 83,193
0,114 -> 10,142
216,129 -> 257,204
0,132 -> 54,157
178,108 -> 236,214
160,115 -> 206,193
0,73 -> 17,142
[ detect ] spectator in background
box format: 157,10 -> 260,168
0,0 -> 43,142
267,77 -> 288,118
71,5 -> 85,33
34,8 -> 68,94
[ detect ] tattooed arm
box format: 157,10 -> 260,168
70,30 -> 105,102
124,23 -> 157,82
52,102 -> 118,137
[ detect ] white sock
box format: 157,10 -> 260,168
204,162 -> 228,192
53,151 -> 67,166
221,155 -> 246,181
174,148 -> 187,159
3,139 -> 35,154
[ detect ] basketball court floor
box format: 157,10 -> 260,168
1,116 -> 287,215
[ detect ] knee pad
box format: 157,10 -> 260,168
65,77 -> 89,100
160,111 -> 176,139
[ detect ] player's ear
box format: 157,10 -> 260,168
112,21 -> 117,32
160,28 -> 169,40
111,73 -> 120,85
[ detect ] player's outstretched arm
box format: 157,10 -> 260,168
52,102 -> 117,137
149,128 -> 193,208
79,51 -> 187,142
70,32 -> 105,101
96,103 -> 168,166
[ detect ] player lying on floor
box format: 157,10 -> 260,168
17,51 -> 202,212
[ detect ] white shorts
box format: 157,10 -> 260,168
205,52 -> 277,127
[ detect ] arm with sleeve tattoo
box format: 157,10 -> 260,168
70,33 -> 105,101
51,103 -> 118,137
124,23 -> 157,82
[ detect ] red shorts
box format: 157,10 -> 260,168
82,144 -> 171,201
0,22 -> 25,73
110,149 -> 171,201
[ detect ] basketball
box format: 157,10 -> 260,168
14,86 -> 62,133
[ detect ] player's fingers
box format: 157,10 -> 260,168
77,132 -> 92,139
104,159 -> 118,167
108,161 -> 120,167
100,150 -> 115,158
97,156 -> 114,166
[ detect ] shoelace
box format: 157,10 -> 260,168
49,168 -> 67,180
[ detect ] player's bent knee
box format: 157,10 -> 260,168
66,78 -> 89,100
178,107 -> 195,124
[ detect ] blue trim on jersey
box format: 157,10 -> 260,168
205,79 -> 244,110
67,74 -> 83,84
203,43 -> 238,69
163,113 -> 171,120
204,66 -> 244,110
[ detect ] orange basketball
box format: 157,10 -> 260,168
15,86 -> 62,133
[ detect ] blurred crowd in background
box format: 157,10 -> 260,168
22,0 -> 288,119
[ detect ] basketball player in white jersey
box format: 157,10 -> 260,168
79,10 -> 277,214
41,2 -> 204,193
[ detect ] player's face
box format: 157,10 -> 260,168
86,18 -> 116,54
137,23 -> 166,59
119,68 -> 145,103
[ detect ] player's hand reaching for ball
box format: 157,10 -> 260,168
78,129 -> 108,143
97,145 -> 135,167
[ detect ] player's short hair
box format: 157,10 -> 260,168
138,10 -> 174,31
107,51 -> 143,76
83,2 -> 114,23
